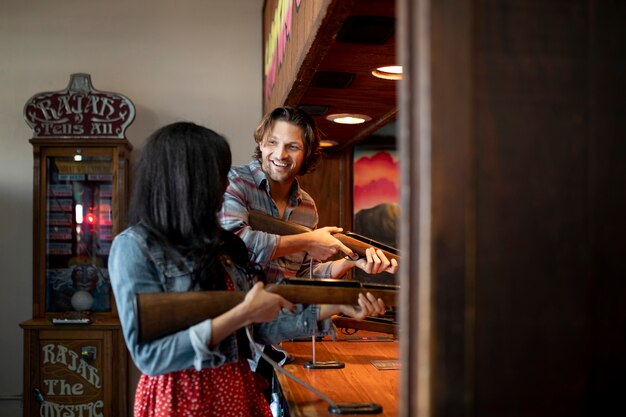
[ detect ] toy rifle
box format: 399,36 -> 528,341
248,210 -> 399,263
135,278 -> 399,343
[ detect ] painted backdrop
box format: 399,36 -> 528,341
353,147 -> 399,284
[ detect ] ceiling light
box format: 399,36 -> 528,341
372,65 -> 403,80
326,114 -> 372,125
320,139 -> 338,148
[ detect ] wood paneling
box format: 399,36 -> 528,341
20,320 -> 128,417
397,0 -> 626,416
263,0 -> 397,151
297,150 -> 352,229
262,0 -> 333,112
474,1 -> 592,414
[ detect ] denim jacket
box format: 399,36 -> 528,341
109,224 -> 332,376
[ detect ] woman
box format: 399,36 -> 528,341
109,122 -> 384,417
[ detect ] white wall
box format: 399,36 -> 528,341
0,0 -> 262,414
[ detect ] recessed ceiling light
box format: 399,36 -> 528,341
372,65 -> 403,80
320,139 -> 339,148
326,113 -> 372,125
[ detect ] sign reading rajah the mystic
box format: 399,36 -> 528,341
24,73 -> 135,139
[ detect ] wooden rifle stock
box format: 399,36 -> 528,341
248,210 -> 399,264
135,281 -> 399,343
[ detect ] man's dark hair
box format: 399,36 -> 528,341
252,106 -> 322,175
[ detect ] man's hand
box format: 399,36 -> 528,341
305,227 -> 356,260
318,292 -> 386,321
337,292 -> 386,320
355,247 -> 398,274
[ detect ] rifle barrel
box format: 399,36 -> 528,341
136,283 -> 399,343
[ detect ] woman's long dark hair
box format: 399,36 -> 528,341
129,122 -> 263,290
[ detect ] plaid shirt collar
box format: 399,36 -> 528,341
249,159 -> 303,206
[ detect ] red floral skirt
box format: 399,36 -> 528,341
134,358 -> 272,417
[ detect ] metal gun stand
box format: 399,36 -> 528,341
304,260 -> 345,369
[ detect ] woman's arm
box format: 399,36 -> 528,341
110,232 -> 297,374
109,233 -> 201,375
209,282 -> 294,346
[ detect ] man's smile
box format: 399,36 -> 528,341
271,159 -> 289,167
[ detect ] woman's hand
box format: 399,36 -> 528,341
210,282 -> 294,347
241,282 -> 295,324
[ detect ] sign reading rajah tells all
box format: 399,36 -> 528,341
24,73 -> 135,139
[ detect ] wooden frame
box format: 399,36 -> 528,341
21,319 -> 128,417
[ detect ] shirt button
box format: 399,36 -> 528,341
304,321 -> 308,327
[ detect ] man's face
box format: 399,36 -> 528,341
259,120 -> 306,185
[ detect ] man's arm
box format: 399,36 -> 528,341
219,167 -> 396,278
328,248 -> 398,277
247,211 -> 399,277
275,227 -> 354,260
219,171 -> 280,266
219,169 -> 355,262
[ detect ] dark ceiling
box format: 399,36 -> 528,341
286,0 -> 398,152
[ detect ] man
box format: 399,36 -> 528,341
219,106 -> 398,282
219,106 -> 398,406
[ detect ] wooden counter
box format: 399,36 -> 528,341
276,332 -> 399,416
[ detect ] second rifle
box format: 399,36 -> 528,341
248,210 -> 399,263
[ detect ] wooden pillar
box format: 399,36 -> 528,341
398,1 -> 626,416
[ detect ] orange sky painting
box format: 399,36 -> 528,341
353,150 -> 399,212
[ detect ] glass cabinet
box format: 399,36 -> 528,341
21,74 -> 135,417
34,144 -> 131,318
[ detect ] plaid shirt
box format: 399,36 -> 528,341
219,160 -> 334,283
